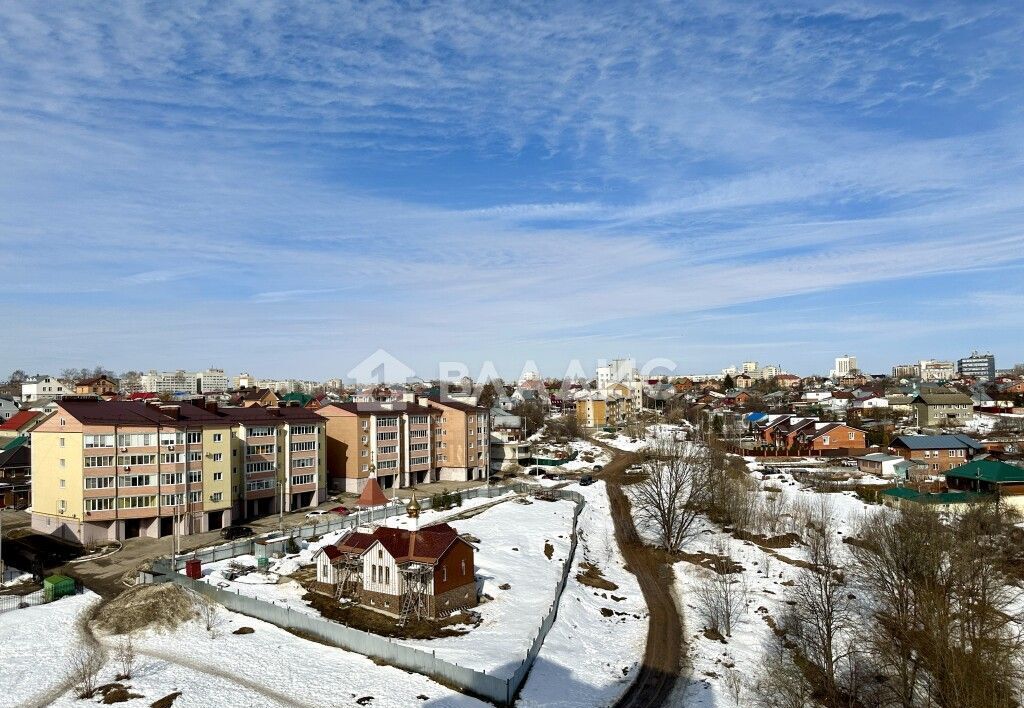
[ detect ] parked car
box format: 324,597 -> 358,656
329,505 -> 351,516
579,474 -> 595,486
305,509 -> 329,519
220,525 -> 254,540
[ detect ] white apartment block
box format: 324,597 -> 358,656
919,360 -> 956,382
195,368 -> 229,393
831,355 -> 858,378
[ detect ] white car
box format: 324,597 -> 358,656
305,509 -> 329,519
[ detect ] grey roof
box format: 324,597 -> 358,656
891,434 -> 983,451
914,389 -> 973,405
858,453 -> 906,463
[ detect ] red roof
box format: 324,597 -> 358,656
128,392 -> 158,400
0,411 -> 41,431
356,477 -> 390,508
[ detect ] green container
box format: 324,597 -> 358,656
43,574 -> 75,602
257,556 -> 270,570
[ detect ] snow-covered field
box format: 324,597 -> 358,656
398,498 -> 577,678
671,460 -> 873,707
0,590 -> 100,708
188,490 -> 579,680
559,439 -> 611,471
517,480 -> 647,708
1,566 -> 32,588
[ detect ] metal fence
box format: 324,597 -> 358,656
155,482 -> 586,706
0,588 -> 46,615
168,483 -> 516,571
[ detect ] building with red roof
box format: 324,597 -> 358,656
313,520 -> 477,619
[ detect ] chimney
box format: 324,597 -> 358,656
204,400 -> 219,415
159,405 -> 181,420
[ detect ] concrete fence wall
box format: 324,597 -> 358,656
153,481 -> 586,706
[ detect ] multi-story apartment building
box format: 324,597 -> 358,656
918,360 -> 956,382
140,370 -> 192,394
195,368 -> 229,393
957,352 -> 996,381
830,355 -> 857,378
427,396 -> 490,483
891,363 -> 920,379
318,396 -> 489,493
576,393 -> 608,428
30,399 -> 325,543
318,401 -> 439,493
21,375 -> 69,402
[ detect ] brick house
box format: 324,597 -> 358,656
889,434 -> 983,477
792,422 -> 867,453
74,375 -> 119,396
313,522 -> 477,619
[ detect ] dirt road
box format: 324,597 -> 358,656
599,447 -> 685,708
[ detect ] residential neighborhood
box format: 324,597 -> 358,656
4,3 -> 1024,708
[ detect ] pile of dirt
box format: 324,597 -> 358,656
576,562 -> 618,591
95,583 -> 205,635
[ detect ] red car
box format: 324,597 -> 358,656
329,505 -> 351,516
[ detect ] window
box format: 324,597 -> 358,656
118,495 -> 156,509
160,432 -> 184,445
84,476 -> 114,489
245,479 -> 275,492
59,479 -> 66,488
411,456 -> 429,466
461,560 -> 466,576
118,433 -> 155,447
246,444 -> 276,455
291,473 -> 315,485
385,567 -> 390,585
84,434 -> 115,448
210,492 -> 223,502
361,449 -> 368,457
362,420 -> 368,430
213,472 -> 223,481
290,441 -> 317,452
186,431 -> 201,444
119,474 -> 154,487
361,464 -> 369,472
376,431 -> 398,441
118,454 -> 157,466
291,457 -> 314,469
411,415 -> 429,425
245,461 -> 276,474
442,566 -> 447,582
58,500 -> 67,513
84,456 -> 114,468
213,433 -> 223,443
410,429 -> 427,438
188,451 -> 202,462
821,436 -> 830,445
246,426 -> 276,437
290,424 -> 316,436
59,417 -> 66,426
188,470 -> 202,483
378,417 -> 398,427
85,498 -> 114,512
211,453 -> 223,461
378,445 -> 398,455
361,435 -> 368,444
411,442 -> 429,452
59,437 -> 65,448
160,472 -> 184,485
59,458 -> 66,467
161,453 -> 184,464
377,459 -> 398,470
848,432 -> 855,441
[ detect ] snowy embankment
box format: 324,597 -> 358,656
0,590 -> 100,707
596,423 -> 689,453
669,461 -> 872,707
517,480 -> 647,708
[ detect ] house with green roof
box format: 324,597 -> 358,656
945,460 -> 1024,510
881,486 -> 988,511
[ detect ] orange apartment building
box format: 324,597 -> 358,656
31,398 -> 326,543
318,396 -> 489,493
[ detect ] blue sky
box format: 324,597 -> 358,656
2,1 -> 1023,381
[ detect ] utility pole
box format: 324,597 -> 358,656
0,499 -> 5,581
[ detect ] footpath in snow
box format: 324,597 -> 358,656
517,480 -> 647,707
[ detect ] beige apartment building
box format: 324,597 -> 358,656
318,396 -> 489,493
31,399 -> 326,543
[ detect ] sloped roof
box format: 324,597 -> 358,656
914,389 -> 973,405
0,411 -> 40,431
370,523 -> 462,563
891,434 -> 983,451
946,460 -> 1024,484
2,435 -> 28,451
356,477 -> 390,507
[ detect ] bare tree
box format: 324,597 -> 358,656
66,645 -> 104,698
628,437 -> 714,551
115,634 -> 136,680
785,499 -> 855,706
693,542 -> 748,637
202,599 -> 219,636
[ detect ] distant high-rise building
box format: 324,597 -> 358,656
831,355 -> 857,378
919,360 -> 956,382
742,361 -> 758,373
957,352 -> 995,381
195,368 -> 229,393
891,363 -> 920,379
